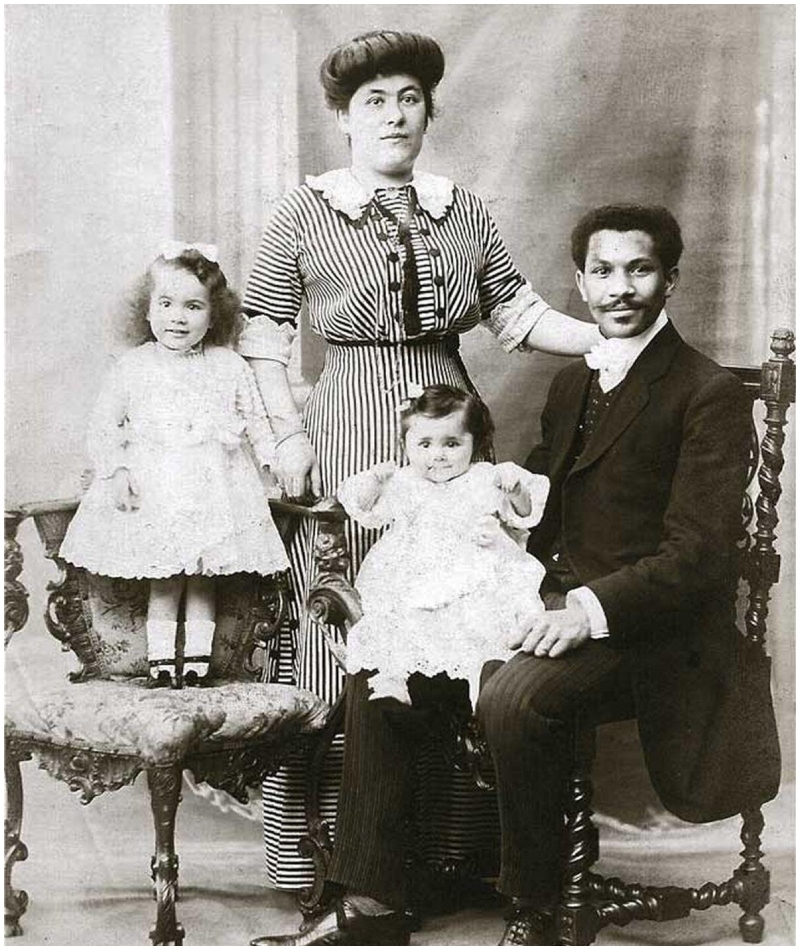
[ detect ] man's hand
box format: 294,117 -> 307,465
493,462 -> 531,517
509,604 -> 592,657
273,431 -> 322,500
110,468 -> 140,512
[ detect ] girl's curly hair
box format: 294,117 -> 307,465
115,250 -> 241,349
399,384 -> 495,462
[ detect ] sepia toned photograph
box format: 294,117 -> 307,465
5,4 -> 795,946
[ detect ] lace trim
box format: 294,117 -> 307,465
305,168 -> 455,221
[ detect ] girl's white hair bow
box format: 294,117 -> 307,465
160,241 -> 219,263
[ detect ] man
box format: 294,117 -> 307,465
477,203 -> 781,945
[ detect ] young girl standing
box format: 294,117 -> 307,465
60,243 -> 289,687
338,384 -> 549,706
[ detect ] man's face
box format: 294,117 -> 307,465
576,229 -> 679,339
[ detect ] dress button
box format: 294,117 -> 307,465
419,227 -> 430,236
388,252 -> 399,263
429,247 -> 441,257
389,281 -> 401,292
377,232 -> 390,242
434,276 -> 444,287
436,307 -> 446,318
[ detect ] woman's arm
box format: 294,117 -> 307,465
248,358 -> 321,499
522,308 -> 601,356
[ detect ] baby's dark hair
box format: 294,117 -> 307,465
399,384 -> 494,461
116,249 -> 241,349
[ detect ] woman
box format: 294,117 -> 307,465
239,29 -> 599,906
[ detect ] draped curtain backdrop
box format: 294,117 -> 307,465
7,3 -> 794,836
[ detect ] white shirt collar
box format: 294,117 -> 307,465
584,311 -> 669,392
305,167 -> 455,222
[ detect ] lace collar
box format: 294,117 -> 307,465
305,167 -> 455,222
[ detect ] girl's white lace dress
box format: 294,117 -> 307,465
61,342 -> 289,579
338,461 -> 549,704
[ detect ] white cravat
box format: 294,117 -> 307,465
584,311 -> 669,392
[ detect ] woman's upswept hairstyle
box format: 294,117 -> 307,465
399,384 -> 494,462
570,204 -> 684,272
319,30 -> 445,121
116,249 -> 241,349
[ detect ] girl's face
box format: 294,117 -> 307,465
147,263 -> 212,351
337,72 -> 427,183
404,410 -> 474,483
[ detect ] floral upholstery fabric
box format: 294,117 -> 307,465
73,570 -> 286,680
6,680 -> 329,765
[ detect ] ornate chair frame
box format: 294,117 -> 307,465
4,498 -> 351,945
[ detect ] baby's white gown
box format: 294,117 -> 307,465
60,342 -> 289,579
338,462 -> 549,705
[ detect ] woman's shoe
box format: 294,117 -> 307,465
249,899 -> 410,946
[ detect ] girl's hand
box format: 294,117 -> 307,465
274,431 -> 322,501
494,462 -> 532,517
111,468 -> 140,512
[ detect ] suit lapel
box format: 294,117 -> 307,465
571,321 -> 684,475
550,366 -> 593,481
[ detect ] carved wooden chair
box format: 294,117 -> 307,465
302,328 -> 795,944
4,497 -> 348,946
548,328 -> 795,946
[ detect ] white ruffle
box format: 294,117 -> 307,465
484,282 -> 553,352
237,315 -> 296,365
305,168 -> 455,221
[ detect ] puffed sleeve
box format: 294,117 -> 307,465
472,196 -> 553,352
337,463 -> 399,529
238,193 -> 303,364
235,361 -> 277,467
86,361 -> 130,478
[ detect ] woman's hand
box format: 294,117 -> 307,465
110,468 -> 140,512
494,462 -> 532,518
274,431 -> 322,501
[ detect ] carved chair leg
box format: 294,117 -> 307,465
4,753 -> 29,937
735,808 -> 769,943
296,692 -> 346,918
557,727 -> 600,946
147,766 -> 185,946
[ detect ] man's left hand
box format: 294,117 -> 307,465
509,604 -> 592,657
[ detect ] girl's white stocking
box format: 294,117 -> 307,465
146,620 -> 178,681
183,620 -> 215,684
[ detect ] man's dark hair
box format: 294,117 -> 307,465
571,204 -> 683,272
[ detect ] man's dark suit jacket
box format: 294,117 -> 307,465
525,320 -> 780,822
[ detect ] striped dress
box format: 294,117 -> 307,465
239,167 -> 551,890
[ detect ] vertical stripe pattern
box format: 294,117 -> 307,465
247,173 -> 529,890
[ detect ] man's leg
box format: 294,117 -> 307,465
477,641 -> 631,905
326,671 -> 425,910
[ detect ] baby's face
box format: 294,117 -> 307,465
148,263 -> 211,351
404,410 -> 474,483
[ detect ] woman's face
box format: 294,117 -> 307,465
337,72 -> 427,183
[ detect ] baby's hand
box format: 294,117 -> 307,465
372,460 -> 397,485
110,468 -> 140,512
493,462 -> 523,494
494,462 -> 531,516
